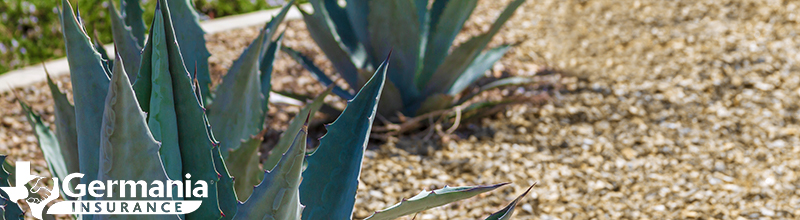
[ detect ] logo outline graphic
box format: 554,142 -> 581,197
0,161 -> 60,219
1,161 -> 204,219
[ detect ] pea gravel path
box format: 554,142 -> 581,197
4,0 -> 800,219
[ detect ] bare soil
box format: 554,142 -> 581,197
3,0 -> 800,219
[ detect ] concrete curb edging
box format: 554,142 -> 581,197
0,4 -> 309,93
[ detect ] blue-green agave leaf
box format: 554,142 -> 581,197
428,0 -> 448,30
264,0 -> 295,40
297,3 -> 360,90
190,53 -> 235,219
60,0 -> 110,195
132,27 -> 154,112
149,1 -> 225,218
416,0 -> 430,82
95,56 -> 179,220
164,0 -> 212,101
349,64 -> 405,118
415,93 -> 454,116
345,0 -> 373,69
0,156 -> 24,220
109,0 -> 142,80
232,125 -> 307,220
416,0 -> 428,29
376,75 -> 406,118
484,184 -> 535,220
259,33 -> 282,113
143,6 -> 183,181
322,0 -> 365,66
44,71 -> 80,179
225,137 -> 263,200
208,28 -> 268,157
212,144 -> 238,220
417,0 -> 478,88
425,0 -> 526,94
448,44 -> 513,95
282,47 -> 354,100
264,86 -> 332,171
299,55 -> 388,220
367,0 -> 421,104
344,0 -> 370,59
92,31 -> 114,74
17,101 -> 72,198
120,0 -> 145,46
257,0 -> 295,111
366,183 -> 509,220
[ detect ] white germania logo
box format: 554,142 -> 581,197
0,161 -> 206,219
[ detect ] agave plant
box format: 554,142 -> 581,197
1,0 -> 534,219
284,0 -> 529,119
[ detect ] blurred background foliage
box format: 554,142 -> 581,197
0,0 -> 291,74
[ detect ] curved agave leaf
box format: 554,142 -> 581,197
0,156 -> 24,220
299,55 -> 388,220
377,79 -> 406,119
297,2 -> 360,90
163,0 -> 212,101
417,0 -> 479,88
415,0 -> 428,29
17,101 -> 72,198
264,86 -> 332,171
258,0 -> 294,112
60,0 -> 111,195
448,44 -> 513,96
208,28 -> 268,156
282,47 -> 354,100
322,0 -> 366,67
45,71 -> 80,179
367,0 -> 421,104
425,0 -> 526,95
132,14 -> 156,112
120,0 -> 145,46
485,184 -> 535,220
415,93 -> 454,116
259,32 -> 283,113
428,0 -> 448,28
141,5 -> 183,181
95,56 -> 178,220
108,0 -> 142,80
139,1 -> 226,218
263,0 -> 295,41
351,67 -> 405,118
343,0 -> 373,68
189,58 -> 237,220
232,125 -> 307,220
365,183 -> 509,220
92,31 -> 114,74
225,137 -> 262,200
416,0 -> 430,82
212,144 -> 238,220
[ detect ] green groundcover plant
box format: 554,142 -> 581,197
1,0 -> 533,219
0,0 -> 298,74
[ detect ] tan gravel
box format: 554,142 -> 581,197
4,0 -> 800,219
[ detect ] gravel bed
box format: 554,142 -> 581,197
4,0 -> 800,219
